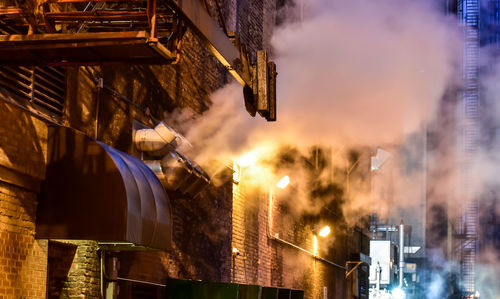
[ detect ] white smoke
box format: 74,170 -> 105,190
178,0 -> 461,164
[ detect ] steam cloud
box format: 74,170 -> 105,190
168,0 -> 500,296
174,0 -> 461,217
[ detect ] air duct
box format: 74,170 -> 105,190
134,122 -> 210,197
143,151 -> 210,197
133,122 -> 182,156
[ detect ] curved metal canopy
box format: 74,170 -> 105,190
36,126 -> 172,250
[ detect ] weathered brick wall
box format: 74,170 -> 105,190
115,181 -> 233,285
231,178 -> 349,299
0,102 -> 48,298
0,0 -> 281,296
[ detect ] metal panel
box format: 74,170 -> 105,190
257,50 -> 269,113
238,285 -> 261,299
169,0 -> 248,86
267,61 -> 277,121
165,279 -> 239,299
261,287 -> 278,299
368,240 -> 392,285
0,31 -> 176,66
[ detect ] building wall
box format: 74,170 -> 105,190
0,0 -> 370,298
0,102 -> 48,297
231,155 -> 363,299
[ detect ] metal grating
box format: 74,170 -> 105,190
0,65 -> 66,117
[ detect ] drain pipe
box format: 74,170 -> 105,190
267,188 -> 345,270
100,249 -> 104,298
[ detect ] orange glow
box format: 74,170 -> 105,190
236,153 -> 257,167
313,235 -> 319,255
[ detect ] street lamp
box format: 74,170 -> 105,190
276,175 -> 290,189
318,225 -> 331,238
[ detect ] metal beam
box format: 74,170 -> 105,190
168,0 -> 250,87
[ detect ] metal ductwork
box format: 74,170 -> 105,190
134,122 -> 182,156
37,126 -> 172,251
134,121 -> 211,197
144,151 -> 210,197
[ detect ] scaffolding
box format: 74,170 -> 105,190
457,0 -> 479,297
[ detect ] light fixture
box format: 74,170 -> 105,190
232,247 -> 240,256
276,176 -> 290,189
237,153 -> 257,167
391,287 -> 405,299
318,225 -> 331,238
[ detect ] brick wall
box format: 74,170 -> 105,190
0,102 -> 48,298
0,0 -> 281,296
230,146 -> 370,299
231,177 -> 349,299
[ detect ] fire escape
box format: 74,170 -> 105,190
0,0 -> 276,120
457,0 -> 479,296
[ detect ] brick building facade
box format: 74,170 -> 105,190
0,0 -> 369,298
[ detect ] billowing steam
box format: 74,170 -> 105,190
174,0 -> 461,219
166,0 -> 500,295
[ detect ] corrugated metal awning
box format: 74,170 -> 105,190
36,126 -> 172,250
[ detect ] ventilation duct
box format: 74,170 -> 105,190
143,151 -> 210,197
134,121 -> 211,197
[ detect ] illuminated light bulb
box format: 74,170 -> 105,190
475,291 -> 480,298
318,225 -> 331,238
276,176 -> 290,189
237,153 -> 257,167
391,287 -> 405,299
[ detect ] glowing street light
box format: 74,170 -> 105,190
236,153 -> 257,167
318,225 -> 331,238
276,176 -> 290,189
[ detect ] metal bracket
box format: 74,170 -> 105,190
345,261 -> 364,278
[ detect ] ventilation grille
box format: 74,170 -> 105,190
0,66 -> 66,117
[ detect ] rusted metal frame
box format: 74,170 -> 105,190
0,8 -> 24,15
45,11 -> 148,21
4,58 -> 167,66
167,0 -> 250,87
147,0 -> 157,39
42,2 -> 56,33
0,30 -> 149,42
345,261 -> 364,278
148,38 -> 176,61
169,18 -> 183,64
44,0 -> 144,3
0,39 -> 148,51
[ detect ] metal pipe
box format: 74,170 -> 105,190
399,220 -> 404,287
267,188 -> 345,270
116,277 -> 166,287
100,249 -> 104,298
